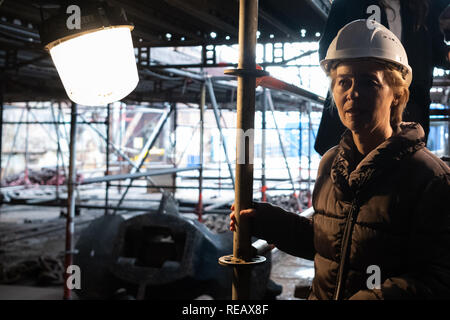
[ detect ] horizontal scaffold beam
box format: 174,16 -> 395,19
80,166 -> 201,185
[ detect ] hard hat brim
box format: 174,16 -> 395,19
320,56 -> 413,87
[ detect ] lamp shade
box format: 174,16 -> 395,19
48,26 -> 139,106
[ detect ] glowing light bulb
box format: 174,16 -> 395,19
49,26 -> 139,106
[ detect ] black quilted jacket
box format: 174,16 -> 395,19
251,122 -> 450,299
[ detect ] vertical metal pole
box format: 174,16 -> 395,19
307,102 -> 312,207
266,90 -> 302,210
57,103 -> 69,180
261,89 -> 267,202
205,78 -> 235,189
0,79 -> 3,192
113,107 -> 173,213
130,106 -> 172,175
55,107 -> 60,199
50,103 -> 61,200
261,44 -> 267,202
105,104 -> 111,215
197,83 -> 205,222
232,0 -> 259,300
218,134 -> 222,196
118,103 -> 124,193
63,102 -> 77,300
172,103 -> 177,194
24,103 -> 30,186
3,109 -> 25,179
298,109 -> 302,207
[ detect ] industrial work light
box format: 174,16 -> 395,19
39,2 -> 139,106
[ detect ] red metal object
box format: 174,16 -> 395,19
196,193 -> 203,222
261,185 -> 267,202
255,64 -> 325,103
256,73 -> 293,91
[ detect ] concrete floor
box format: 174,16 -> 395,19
0,194 -> 314,300
0,284 -> 69,300
0,253 -> 313,300
271,249 -> 314,300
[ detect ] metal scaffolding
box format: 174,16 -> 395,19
0,74 -> 323,215
0,28 -> 325,301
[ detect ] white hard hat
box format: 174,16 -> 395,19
320,19 -> 412,86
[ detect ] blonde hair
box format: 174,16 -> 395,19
329,58 -> 410,129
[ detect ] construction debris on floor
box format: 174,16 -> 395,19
0,193 -> 314,300
1,168 -> 83,187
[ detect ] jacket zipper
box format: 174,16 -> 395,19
333,197 -> 360,300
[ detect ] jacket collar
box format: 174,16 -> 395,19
330,122 -> 426,194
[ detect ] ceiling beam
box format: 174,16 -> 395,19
0,21 -> 40,41
107,0 -> 203,40
4,53 -> 49,70
0,0 -> 43,24
163,0 -> 239,36
258,8 -> 299,39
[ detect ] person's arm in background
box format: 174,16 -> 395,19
349,174 -> 450,300
432,0 -> 450,69
318,0 -> 349,60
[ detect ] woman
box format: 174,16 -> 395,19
314,0 -> 450,155
230,20 -> 450,300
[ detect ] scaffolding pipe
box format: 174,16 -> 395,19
79,108 -> 163,204
118,103 -> 124,192
58,103 -> 70,175
205,77 -> 235,189
298,109 -> 303,208
180,175 -> 314,182
266,90 -> 302,211
175,120 -> 201,167
261,88 -> 267,202
50,104 -> 63,200
57,102 -> 82,207
24,103 -> 30,185
197,82 -> 206,221
171,103 -> 177,194
0,80 -> 3,191
3,108 -> 25,178
108,184 -> 307,191
130,106 -> 172,175
77,113 -> 157,188
58,103 -> 72,178
105,104 -> 111,215
81,166 -> 200,185
228,0 -> 261,300
307,102 -> 312,207
1,121 -> 106,124
63,102 -> 77,300
113,106 -> 173,213
232,0 -> 255,297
